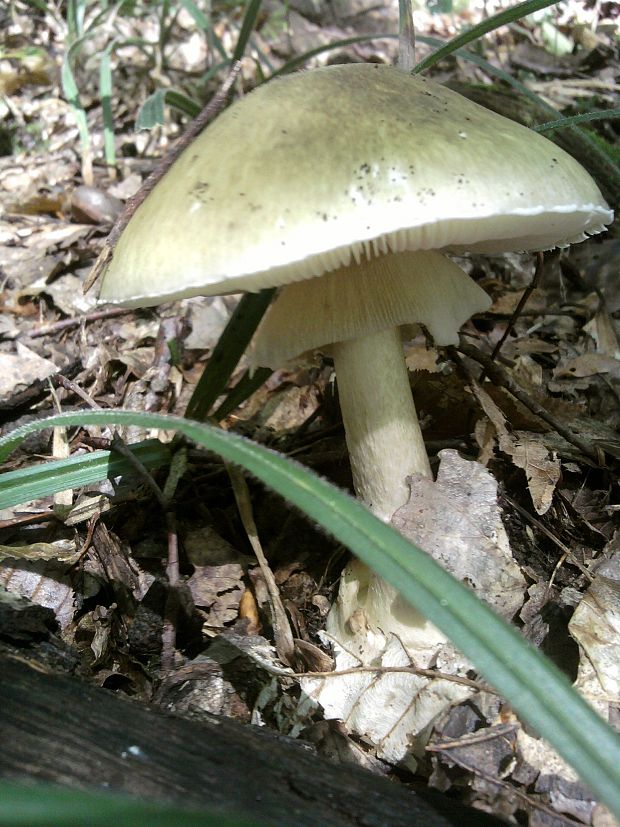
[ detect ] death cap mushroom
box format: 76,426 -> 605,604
98,63 -> 612,308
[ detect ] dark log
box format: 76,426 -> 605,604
0,650 -> 505,826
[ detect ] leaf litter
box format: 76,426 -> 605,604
0,1 -> 619,824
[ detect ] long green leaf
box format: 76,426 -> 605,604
184,289 -> 275,421
534,107 -> 620,133
0,440 -> 170,508
0,780 -> 259,827
99,42 -> 116,167
413,0 -> 561,73
1,409 -> 619,817
231,0 -> 263,64
60,39 -> 92,160
269,34 -> 397,78
136,88 -> 202,130
212,367 -> 272,422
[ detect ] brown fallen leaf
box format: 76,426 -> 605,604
473,382 -> 560,515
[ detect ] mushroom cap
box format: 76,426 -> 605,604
99,63 -> 612,307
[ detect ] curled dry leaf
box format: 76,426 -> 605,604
0,540 -> 79,629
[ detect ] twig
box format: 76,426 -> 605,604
480,251 -> 544,382
502,493 -> 593,583
53,374 -> 102,409
457,338 -> 601,464
13,307 -> 134,340
225,462 -> 296,666
85,61 -> 242,294
0,512 -> 58,530
427,734 -> 586,827
70,512 -> 100,570
298,664 -> 489,691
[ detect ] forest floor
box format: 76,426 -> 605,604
1,1 -> 619,824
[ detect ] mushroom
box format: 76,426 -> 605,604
100,64 -> 611,511
99,62 -> 612,654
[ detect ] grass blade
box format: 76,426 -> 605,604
60,39 -> 93,181
212,367 -> 272,422
136,88 -> 202,130
0,440 -> 171,509
534,107 -> 620,133
232,0 -> 263,64
184,289 -> 275,422
413,0 -> 561,74
99,42 -> 116,168
0,780 -> 258,827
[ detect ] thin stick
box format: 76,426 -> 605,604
299,663 -> 488,691
225,462 -> 296,666
427,738 -> 584,827
502,493 -> 593,582
457,338 -> 601,464
480,251 -> 544,382
53,374 -> 102,409
14,307 -> 134,340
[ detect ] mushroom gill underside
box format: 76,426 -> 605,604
251,249 -> 491,368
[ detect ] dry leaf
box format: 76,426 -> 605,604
501,434 -> 560,516
404,343 -> 441,373
0,343 -> 58,398
473,383 -> 560,515
569,560 -> 620,705
393,450 -> 525,618
303,451 -> 525,768
0,539 -> 79,564
0,556 -> 76,629
555,353 -> 620,379
187,563 -> 245,628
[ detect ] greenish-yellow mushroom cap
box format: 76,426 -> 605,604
98,63 -> 612,307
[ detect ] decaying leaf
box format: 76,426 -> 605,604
0,343 -> 58,399
516,730 -> 597,825
504,435 -> 560,516
188,563 -> 245,628
0,538 -> 79,564
569,554 -> 620,717
394,449 -> 526,620
404,342 -> 442,373
473,382 -> 560,515
0,553 -> 77,629
303,450 -> 526,769
555,353 -> 620,380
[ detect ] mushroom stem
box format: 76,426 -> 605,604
332,327 -> 431,521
